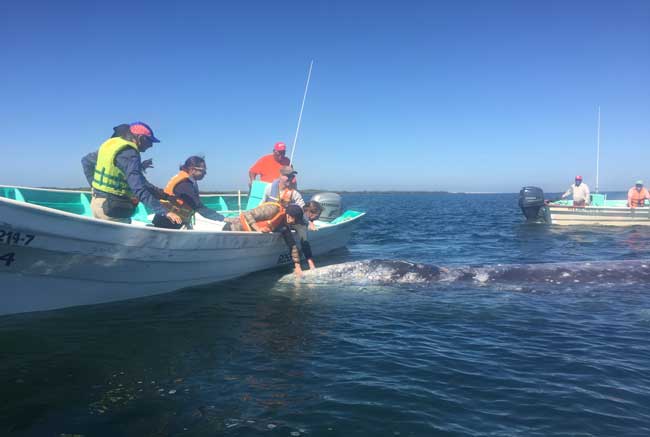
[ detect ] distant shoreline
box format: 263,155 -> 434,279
33,187 -> 543,195
27,187 -> 630,196
37,186 -> 458,195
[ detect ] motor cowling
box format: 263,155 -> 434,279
310,192 -> 342,222
519,186 -> 547,221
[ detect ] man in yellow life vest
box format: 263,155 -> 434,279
81,122 -> 182,224
152,156 -> 225,229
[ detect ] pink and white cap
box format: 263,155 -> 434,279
129,122 -> 160,143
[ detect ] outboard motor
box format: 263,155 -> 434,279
310,192 -> 342,222
519,186 -> 548,222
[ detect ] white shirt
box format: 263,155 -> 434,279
563,183 -> 590,204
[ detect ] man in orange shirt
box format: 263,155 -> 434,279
248,142 -> 291,185
627,180 -> 650,208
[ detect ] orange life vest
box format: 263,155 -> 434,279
267,180 -> 296,207
240,202 -> 286,232
629,188 -> 650,208
160,171 -> 195,222
279,188 -> 294,206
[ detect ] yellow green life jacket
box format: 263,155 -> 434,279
91,138 -> 139,197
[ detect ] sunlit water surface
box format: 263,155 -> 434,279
1,193 -> 650,436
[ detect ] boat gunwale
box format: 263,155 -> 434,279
0,193 -> 365,237
0,184 -> 244,198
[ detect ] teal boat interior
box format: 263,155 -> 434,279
551,193 -> 632,208
0,186 -> 249,222
0,183 -> 364,225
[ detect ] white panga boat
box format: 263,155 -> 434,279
0,184 -> 364,315
519,108 -> 650,225
519,186 -> 650,226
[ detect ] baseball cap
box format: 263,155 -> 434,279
280,166 -> 297,177
274,142 -> 286,152
575,175 -> 583,180
129,121 -> 160,143
636,180 -> 644,185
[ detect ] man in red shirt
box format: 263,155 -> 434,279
248,142 -> 291,185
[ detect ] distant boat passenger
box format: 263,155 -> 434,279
248,142 -> 291,185
81,122 -> 181,225
153,156 -> 225,229
560,175 -> 590,207
627,180 -> 650,208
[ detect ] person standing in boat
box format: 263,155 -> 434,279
560,175 -> 591,207
152,156 -> 225,229
627,180 -> 650,208
248,142 -> 291,186
81,122 -> 181,225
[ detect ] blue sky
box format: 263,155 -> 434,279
1,0 -> 648,192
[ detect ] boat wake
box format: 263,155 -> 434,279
284,259 -> 650,288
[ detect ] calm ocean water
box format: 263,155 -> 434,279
1,193 -> 650,436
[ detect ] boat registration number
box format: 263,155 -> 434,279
0,230 -> 36,246
0,252 -> 15,267
277,253 -> 292,264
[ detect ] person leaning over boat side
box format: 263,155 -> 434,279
222,203 -> 315,276
627,180 -> 650,208
560,175 -> 590,207
248,142 -> 291,186
263,166 -> 305,207
81,122 -> 181,224
152,156 -> 225,229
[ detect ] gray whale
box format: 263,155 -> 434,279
285,259 -> 650,287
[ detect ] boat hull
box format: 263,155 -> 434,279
548,205 -> 650,226
0,197 -> 362,315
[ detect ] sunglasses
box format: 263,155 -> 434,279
191,167 -> 207,173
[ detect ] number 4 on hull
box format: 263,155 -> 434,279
0,252 -> 15,267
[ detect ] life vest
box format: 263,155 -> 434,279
159,170 -> 195,223
91,138 -> 139,197
629,188 -> 649,208
267,179 -> 295,206
240,202 -> 286,232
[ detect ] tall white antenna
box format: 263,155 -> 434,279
290,60 -> 314,165
596,106 -> 601,193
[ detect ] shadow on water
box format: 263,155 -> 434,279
0,267 -> 326,436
